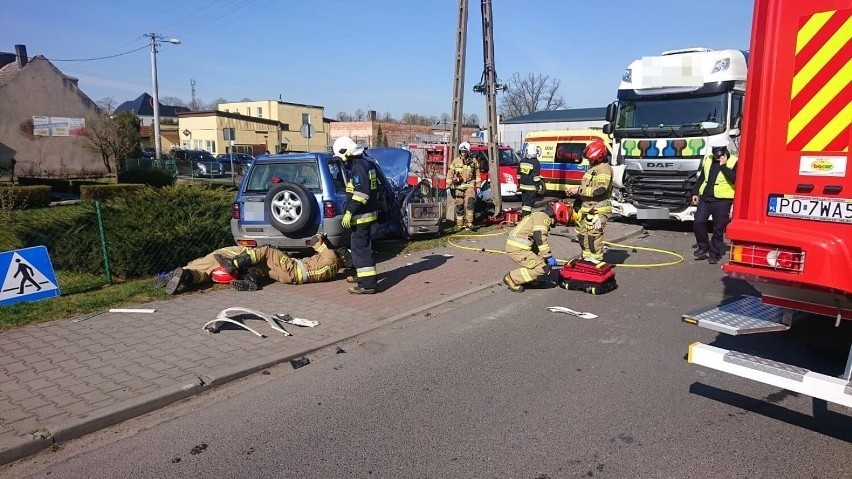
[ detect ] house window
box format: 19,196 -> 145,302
281,123 -> 290,131
182,140 -> 190,149
193,140 -> 203,150
247,107 -> 251,116
257,107 -> 263,118
206,140 -> 216,153
224,109 -> 229,113
302,113 -> 309,125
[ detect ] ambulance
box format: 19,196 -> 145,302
522,130 -> 613,196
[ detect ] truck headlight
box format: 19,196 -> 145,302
712,58 -> 730,74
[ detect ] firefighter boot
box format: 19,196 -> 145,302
230,268 -> 263,292
215,252 -> 253,275
503,274 -> 524,293
164,267 -> 193,295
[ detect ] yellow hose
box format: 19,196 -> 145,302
446,230 -> 683,268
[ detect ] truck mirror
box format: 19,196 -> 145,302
605,103 -> 617,122
729,128 -> 741,138
602,123 -> 613,135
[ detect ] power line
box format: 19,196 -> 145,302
47,45 -> 148,62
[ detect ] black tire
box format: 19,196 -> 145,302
535,181 -> 545,197
264,181 -> 317,234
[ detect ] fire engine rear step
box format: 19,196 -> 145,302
681,295 -> 795,335
687,342 -> 852,408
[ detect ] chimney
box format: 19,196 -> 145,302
15,44 -> 27,68
368,110 -> 377,121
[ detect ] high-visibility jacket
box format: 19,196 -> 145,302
505,211 -> 552,257
344,155 -> 380,225
517,156 -> 541,192
698,154 -> 739,199
449,156 -> 479,190
578,162 -> 613,214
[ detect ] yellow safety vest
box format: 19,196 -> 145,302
698,154 -> 738,199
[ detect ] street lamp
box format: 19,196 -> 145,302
147,33 -> 180,160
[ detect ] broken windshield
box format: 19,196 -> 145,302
615,93 -> 727,138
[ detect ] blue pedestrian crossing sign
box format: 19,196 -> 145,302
0,246 -> 60,306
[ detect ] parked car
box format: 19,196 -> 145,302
216,153 -> 254,174
231,148 -> 442,253
173,149 -> 223,177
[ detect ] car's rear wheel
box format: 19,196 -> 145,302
265,182 -> 316,234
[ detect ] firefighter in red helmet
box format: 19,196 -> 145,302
502,200 -> 578,292
565,139 -> 613,263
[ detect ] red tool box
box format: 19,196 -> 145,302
558,259 -> 618,294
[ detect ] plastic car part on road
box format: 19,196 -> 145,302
264,181 -> 316,234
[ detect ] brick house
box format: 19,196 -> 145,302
330,110 -> 482,149
0,45 -> 103,176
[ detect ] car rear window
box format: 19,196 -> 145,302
245,161 -> 321,193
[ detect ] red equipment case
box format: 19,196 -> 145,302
558,259 -> 617,294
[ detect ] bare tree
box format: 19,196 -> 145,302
382,111 -> 395,122
498,72 -> 566,119
82,111 -> 142,174
336,111 -> 352,121
239,97 -> 252,102
159,96 -> 187,108
463,113 -> 480,127
439,113 -> 450,127
354,109 -> 366,121
96,97 -> 117,114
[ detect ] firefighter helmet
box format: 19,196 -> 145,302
458,141 -> 471,153
525,145 -> 540,159
551,200 -> 571,224
584,140 -> 607,163
211,266 -> 237,284
332,135 -> 364,160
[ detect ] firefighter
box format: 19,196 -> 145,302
517,145 -> 542,216
334,135 -> 380,294
565,139 -> 612,263
503,200 -> 576,293
216,234 -> 346,290
691,136 -> 738,264
449,141 -> 480,230
155,245 -> 254,295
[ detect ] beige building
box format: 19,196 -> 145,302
218,100 -> 330,152
176,111 -> 282,156
0,45 -> 102,176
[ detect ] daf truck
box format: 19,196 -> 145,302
682,0 -> 851,408
603,48 -> 748,221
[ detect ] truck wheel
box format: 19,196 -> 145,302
265,182 -> 316,234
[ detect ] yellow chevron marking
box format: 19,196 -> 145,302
802,101 -> 852,151
796,11 -> 835,54
791,16 -> 851,98
788,60 -> 852,141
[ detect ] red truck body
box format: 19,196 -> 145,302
723,0 -> 851,320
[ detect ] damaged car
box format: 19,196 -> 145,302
231,147 -> 443,254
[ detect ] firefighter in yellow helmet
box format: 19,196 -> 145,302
503,200 -> 577,292
449,141 -> 480,230
565,139 -> 612,263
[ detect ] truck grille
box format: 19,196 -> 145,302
623,171 -> 699,211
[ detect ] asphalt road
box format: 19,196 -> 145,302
5,224 -> 851,479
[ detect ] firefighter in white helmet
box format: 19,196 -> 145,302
449,141 -> 480,230
517,145 -> 542,216
333,135 -> 380,294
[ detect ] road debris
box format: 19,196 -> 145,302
547,306 -> 598,319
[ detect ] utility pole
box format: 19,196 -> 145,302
146,33 -> 180,160
478,0 -> 505,213
449,0 -> 468,153
190,78 -> 197,111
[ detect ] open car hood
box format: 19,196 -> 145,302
364,147 -> 411,190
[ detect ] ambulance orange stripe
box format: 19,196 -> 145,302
793,10 -> 849,73
788,85 -> 851,151
790,41 -> 850,115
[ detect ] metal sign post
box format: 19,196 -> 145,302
300,123 -> 315,152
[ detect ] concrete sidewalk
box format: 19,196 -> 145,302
0,221 -> 643,465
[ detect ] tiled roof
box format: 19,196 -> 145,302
503,107 -> 607,124
114,93 -> 191,117
0,59 -> 23,88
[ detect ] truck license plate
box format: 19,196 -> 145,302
767,194 -> 852,224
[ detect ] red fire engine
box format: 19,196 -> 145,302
407,142 -> 521,198
683,0 -> 851,407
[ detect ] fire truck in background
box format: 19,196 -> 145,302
682,0 -> 851,407
406,142 -> 521,198
603,47 -> 748,221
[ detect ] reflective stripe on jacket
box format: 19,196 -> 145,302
579,162 -> 613,213
345,156 -> 379,224
505,211 -> 552,256
698,154 -> 739,199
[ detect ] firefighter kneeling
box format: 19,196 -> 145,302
503,200 -> 576,293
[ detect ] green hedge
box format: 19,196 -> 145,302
117,169 -> 176,187
17,177 -> 104,195
80,184 -> 145,202
0,185 -> 51,210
